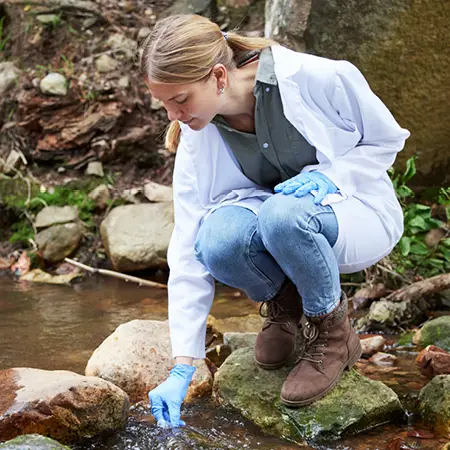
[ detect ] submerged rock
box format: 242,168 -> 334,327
85,320 -> 212,403
418,375 -> 450,435
214,347 -> 401,443
414,317 -> 450,352
0,434 -> 70,449
0,368 -> 129,444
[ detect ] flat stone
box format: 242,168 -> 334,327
86,161 -> 104,177
34,206 -> 78,229
36,14 -> 59,24
143,181 -> 173,203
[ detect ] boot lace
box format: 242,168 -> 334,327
259,300 -> 288,325
295,321 -> 328,364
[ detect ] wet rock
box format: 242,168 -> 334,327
35,223 -> 84,263
85,320 -> 212,403
20,268 -> 83,285
415,317 -> 450,352
100,203 -> 173,271
0,368 -> 129,444
223,332 -> 257,352
0,62 -> 20,96
368,352 -> 398,367
35,206 -> 79,229
39,73 -> 67,96
137,27 -> 152,41
106,33 -> 137,60
0,434 -> 70,449
416,345 -> 450,378
360,335 -> 385,357
214,347 -> 401,443
95,55 -> 118,73
143,181 -> 173,203
418,375 -> 450,435
85,161 -> 104,177
265,0 -> 311,51
208,314 -> 264,334
304,0 -> 450,186
88,184 -> 110,210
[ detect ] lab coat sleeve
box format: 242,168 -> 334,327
167,132 -> 215,359
318,60 -> 410,197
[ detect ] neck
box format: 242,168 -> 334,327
218,61 -> 258,119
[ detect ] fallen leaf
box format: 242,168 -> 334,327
407,429 -> 435,439
10,252 -> 30,276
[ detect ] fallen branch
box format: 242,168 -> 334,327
2,0 -> 107,21
64,258 -> 167,289
385,272 -> 450,303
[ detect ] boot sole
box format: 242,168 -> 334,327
255,347 -> 296,370
279,342 -> 362,407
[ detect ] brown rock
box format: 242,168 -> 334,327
360,335 -> 386,358
416,345 -> 450,378
85,320 -> 213,403
368,352 -> 398,367
351,283 -> 387,310
0,257 -> 11,270
0,368 -> 129,444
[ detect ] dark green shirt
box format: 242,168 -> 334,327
212,47 -> 318,189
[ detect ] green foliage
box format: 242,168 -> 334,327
391,157 -> 450,277
9,221 -> 34,244
0,16 -> 10,52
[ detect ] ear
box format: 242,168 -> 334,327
211,64 -> 227,88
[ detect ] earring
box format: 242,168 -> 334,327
219,87 -> 225,95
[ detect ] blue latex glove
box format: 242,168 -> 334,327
148,364 -> 196,428
274,171 -> 338,204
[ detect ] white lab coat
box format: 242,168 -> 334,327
167,45 -> 410,359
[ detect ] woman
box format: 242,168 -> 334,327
140,14 -> 410,427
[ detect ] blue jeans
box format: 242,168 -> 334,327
194,193 -> 340,317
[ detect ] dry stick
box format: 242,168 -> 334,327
64,258 -> 167,289
385,272 -> 450,303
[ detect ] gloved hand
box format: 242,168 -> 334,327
274,171 -> 338,204
148,364 -> 196,428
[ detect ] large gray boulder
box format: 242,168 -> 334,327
100,203 -> 173,271
414,317 -> 450,352
0,434 -> 70,449
85,320 -> 213,403
0,368 -> 129,444
214,347 -> 401,443
266,0 -> 450,186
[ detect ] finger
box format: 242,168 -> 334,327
168,400 -> 182,427
313,183 -> 328,204
149,392 -> 165,424
274,182 -> 287,193
162,403 -> 171,423
281,182 -> 303,195
157,418 -> 171,428
293,181 -> 316,198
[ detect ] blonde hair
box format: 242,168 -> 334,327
139,14 -> 276,153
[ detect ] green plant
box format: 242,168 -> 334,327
9,220 -> 34,244
390,157 -> 450,277
51,13 -> 62,29
0,16 -> 10,52
59,54 -> 74,77
439,187 -> 450,222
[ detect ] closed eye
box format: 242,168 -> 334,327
175,97 -> 187,104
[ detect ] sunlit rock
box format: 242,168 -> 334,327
85,320 -> 213,403
35,206 -> 78,229
360,335 -> 385,358
39,73 -> 67,96
214,347 -> 401,443
0,368 -> 129,444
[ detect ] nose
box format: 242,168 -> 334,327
166,105 -> 182,122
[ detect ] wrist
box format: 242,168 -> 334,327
175,356 -> 193,365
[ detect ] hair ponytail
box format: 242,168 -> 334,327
165,121 -> 181,154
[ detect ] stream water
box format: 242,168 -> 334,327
0,273 -> 448,449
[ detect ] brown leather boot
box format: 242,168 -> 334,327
254,279 -> 303,370
280,292 -> 361,406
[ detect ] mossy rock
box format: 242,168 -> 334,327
418,375 -> 450,435
0,434 -> 70,449
214,347 -> 402,443
416,317 -> 450,351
